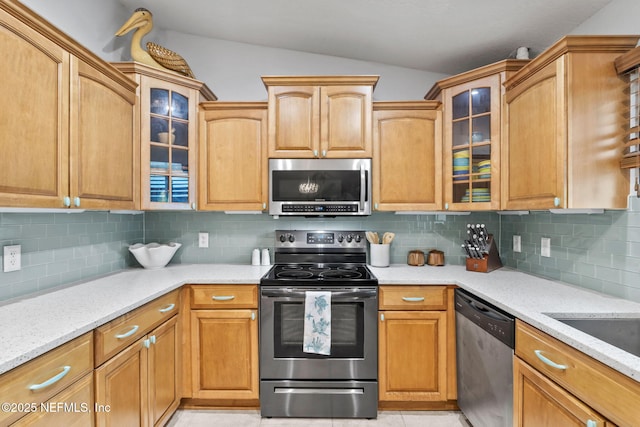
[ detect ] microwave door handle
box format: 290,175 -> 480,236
359,162 -> 366,211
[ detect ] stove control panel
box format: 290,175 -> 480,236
275,230 -> 367,249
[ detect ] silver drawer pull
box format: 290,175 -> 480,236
402,296 -> 425,302
534,350 -> 567,370
158,303 -> 175,313
29,366 -> 71,391
212,295 -> 235,301
115,325 -> 139,339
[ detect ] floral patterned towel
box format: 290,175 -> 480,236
303,291 -> 331,355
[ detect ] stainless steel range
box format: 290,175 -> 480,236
259,230 -> 378,419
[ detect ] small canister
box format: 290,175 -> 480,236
427,249 -> 445,266
407,250 -> 425,266
251,248 -> 260,266
261,248 -> 271,265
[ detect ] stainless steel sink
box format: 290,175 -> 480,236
549,316 -> 640,357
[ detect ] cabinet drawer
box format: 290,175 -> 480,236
190,284 -> 258,309
379,286 -> 449,310
94,290 -> 179,366
515,320 -> 640,427
0,332 -> 93,426
12,373 -> 94,427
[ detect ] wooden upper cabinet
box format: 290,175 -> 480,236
502,35 -> 640,210
373,101 -> 442,211
198,102 -> 268,211
0,1 -> 137,209
112,62 -> 217,211
426,60 -> 528,211
262,76 -> 378,158
71,58 -> 137,210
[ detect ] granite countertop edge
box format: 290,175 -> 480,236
1,263 -> 639,383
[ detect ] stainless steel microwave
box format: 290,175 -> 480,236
269,158 -> 371,216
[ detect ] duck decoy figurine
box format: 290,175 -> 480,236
116,8 -> 195,78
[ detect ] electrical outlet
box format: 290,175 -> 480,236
541,237 -> 551,257
198,232 -> 209,248
3,245 -> 21,272
513,235 -> 521,253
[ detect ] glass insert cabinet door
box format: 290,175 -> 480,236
148,86 -> 193,206
449,83 -> 496,208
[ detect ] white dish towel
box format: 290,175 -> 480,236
303,291 -> 331,355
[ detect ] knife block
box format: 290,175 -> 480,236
465,235 -> 502,273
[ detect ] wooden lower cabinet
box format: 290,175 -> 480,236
514,357 -> 609,427
378,286 -> 456,409
190,309 -> 259,401
95,316 -> 179,427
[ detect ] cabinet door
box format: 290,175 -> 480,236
0,10 -> 70,208
191,309 -> 259,400
141,78 -> 197,210
148,316 -> 179,427
267,85 -> 320,158
321,85 -> 372,157
378,310 -> 448,402
95,337 -> 148,427
444,75 -> 501,210
514,357 -> 608,427
503,61 -> 565,210
70,57 -> 137,210
199,104 -> 268,210
373,105 -> 442,210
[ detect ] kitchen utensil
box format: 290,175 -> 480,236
366,231 -> 379,244
427,249 -> 445,266
382,232 -> 395,244
407,250 -> 425,266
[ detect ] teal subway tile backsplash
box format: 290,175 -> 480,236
144,211 -> 500,268
500,205 -> 640,303
2,198 -> 639,304
0,212 -> 143,302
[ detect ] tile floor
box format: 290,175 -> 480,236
166,409 -> 472,427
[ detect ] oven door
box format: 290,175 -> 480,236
260,286 -> 378,380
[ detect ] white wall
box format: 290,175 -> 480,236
20,0 -> 132,61
570,0 -> 640,37
162,31 -> 447,101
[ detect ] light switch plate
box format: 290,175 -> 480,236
3,245 -> 21,272
513,235 -> 521,253
198,232 -> 209,248
541,237 -> 551,257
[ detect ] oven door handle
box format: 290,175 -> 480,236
261,288 -> 377,299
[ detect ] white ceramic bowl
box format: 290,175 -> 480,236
129,242 -> 181,269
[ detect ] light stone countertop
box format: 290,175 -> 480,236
1,263 -> 640,384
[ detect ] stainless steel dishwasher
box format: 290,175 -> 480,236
455,288 -> 515,427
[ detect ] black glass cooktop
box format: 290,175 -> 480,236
261,263 -> 377,285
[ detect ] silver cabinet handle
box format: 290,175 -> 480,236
73,197 -> 81,207
158,303 -> 175,313
149,335 -> 156,345
251,312 -> 256,321
322,150 -> 327,157
534,350 -> 567,370
586,420 -> 597,427
402,296 -> 425,302
63,196 -> 71,207
115,325 -> 139,339
313,149 -> 319,157
191,202 -> 197,210
143,338 -> 151,348
212,295 -> 235,301
553,197 -> 561,207
380,313 -> 385,321
29,366 -> 71,390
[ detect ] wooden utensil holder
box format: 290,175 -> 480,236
465,235 -> 502,273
